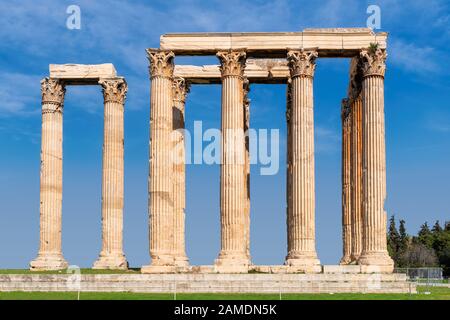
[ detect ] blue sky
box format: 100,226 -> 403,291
0,0 -> 449,268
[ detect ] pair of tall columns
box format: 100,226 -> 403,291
144,49 -> 252,272
340,48 -> 393,271
143,50 -> 189,272
30,77 -> 128,270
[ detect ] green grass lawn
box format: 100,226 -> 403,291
0,287 -> 448,300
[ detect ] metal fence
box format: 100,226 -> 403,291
394,267 -> 446,287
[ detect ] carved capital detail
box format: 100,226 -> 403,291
217,50 -> 246,77
99,78 -> 128,104
287,49 -> 318,78
147,49 -> 175,79
41,78 -> 65,106
360,47 -> 387,78
172,77 -> 190,103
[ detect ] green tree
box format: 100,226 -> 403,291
398,219 -> 409,258
415,222 -> 434,248
432,220 -> 443,233
387,215 -> 400,264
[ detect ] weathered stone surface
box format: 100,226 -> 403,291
30,78 -> 68,271
215,50 -> 250,269
144,50 -> 177,268
174,59 -> 289,83
285,49 -> 320,269
93,78 -> 128,270
340,99 -> 352,265
49,64 -> 117,84
160,29 -> 387,57
0,272 -> 414,294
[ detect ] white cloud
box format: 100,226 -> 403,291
389,39 -> 440,75
0,73 -> 42,116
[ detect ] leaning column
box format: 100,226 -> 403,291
358,47 -> 394,272
30,78 -> 68,270
285,49 -> 321,272
142,49 -> 176,273
340,99 -> 352,264
215,50 -> 250,272
93,78 -> 128,270
172,77 -> 190,267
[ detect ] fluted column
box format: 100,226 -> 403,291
142,49 -> 176,272
93,78 -> 128,270
350,95 -> 363,262
243,78 -> 251,260
358,47 -> 394,272
172,77 -> 189,267
285,49 -> 320,271
340,99 -> 352,264
286,79 -> 293,255
215,50 -> 250,271
30,78 -> 68,270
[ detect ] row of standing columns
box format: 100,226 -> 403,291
340,48 -> 393,271
30,47 -> 393,272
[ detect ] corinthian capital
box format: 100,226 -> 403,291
146,49 -> 175,79
99,78 -> 127,104
360,46 -> 387,78
287,49 -> 318,78
172,77 -> 190,103
41,78 -> 65,105
216,50 -> 246,77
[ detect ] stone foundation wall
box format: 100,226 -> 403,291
0,273 -> 414,294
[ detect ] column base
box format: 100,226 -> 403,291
214,252 -> 250,273
285,252 -> 321,273
339,255 -> 352,265
350,253 -> 361,264
174,255 -> 190,267
30,253 -> 68,271
358,251 -> 394,273
93,253 -> 128,270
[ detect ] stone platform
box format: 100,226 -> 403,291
0,272 -> 414,294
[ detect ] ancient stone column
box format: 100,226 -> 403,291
172,77 -> 190,267
350,95 -> 363,262
93,78 -> 128,270
142,49 -> 176,272
285,49 -> 320,271
340,99 -> 352,265
30,78 -> 68,271
215,50 -> 250,272
286,79 -> 293,255
243,78 -> 251,260
358,47 -> 394,272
